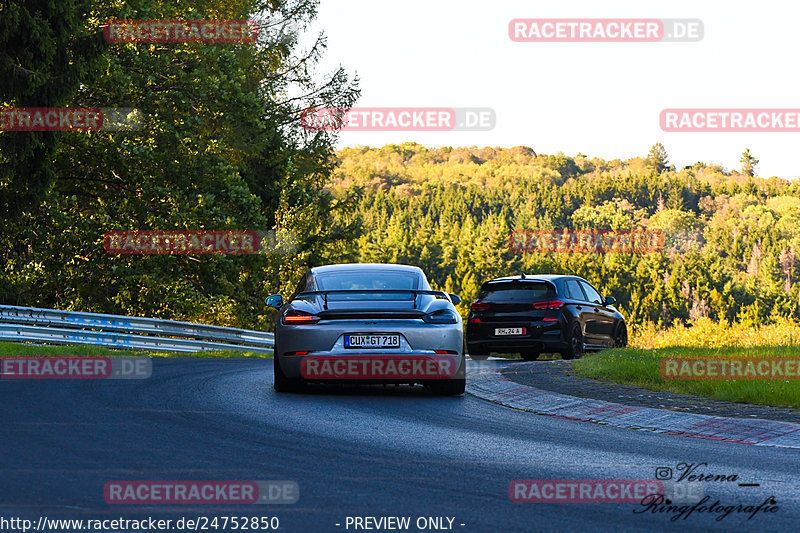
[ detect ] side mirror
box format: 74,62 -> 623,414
265,294 -> 284,308
448,293 -> 462,306
604,296 -> 616,306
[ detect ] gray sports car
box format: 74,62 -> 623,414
265,264 -> 465,395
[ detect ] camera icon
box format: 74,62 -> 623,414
655,467 -> 673,480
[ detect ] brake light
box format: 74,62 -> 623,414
542,317 -> 558,322
282,310 -> 320,325
434,350 -> 458,354
471,302 -> 490,311
422,309 -> 459,324
285,351 -> 310,356
468,318 -> 481,323
532,300 -> 564,310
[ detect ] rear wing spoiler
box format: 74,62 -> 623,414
292,289 -> 455,310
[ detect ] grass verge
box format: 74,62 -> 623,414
573,318 -> 800,410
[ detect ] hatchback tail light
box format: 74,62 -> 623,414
282,310 -> 320,325
471,301 -> 490,311
531,300 -> 564,310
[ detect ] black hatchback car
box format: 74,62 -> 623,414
465,274 -> 627,361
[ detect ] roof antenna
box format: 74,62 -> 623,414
521,273 -> 526,279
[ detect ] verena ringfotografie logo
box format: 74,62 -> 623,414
661,357 -> 800,380
638,462 -> 779,522
661,109 -> 800,132
509,19 -> 703,42
300,356 -> 458,380
1,357 -> 151,379
104,231 -> 260,255
104,20 -> 258,43
0,107 -> 143,132
509,230 -> 664,254
104,480 -> 298,504
300,107 -> 495,132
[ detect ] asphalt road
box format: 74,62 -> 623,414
2,358 -> 799,533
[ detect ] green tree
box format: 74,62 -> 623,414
0,0 -> 106,216
740,148 -> 759,177
647,143 -> 670,173
0,0 -> 360,328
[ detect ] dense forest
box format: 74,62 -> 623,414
0,0 -> 359,328
2,2 -> 797,333
327,143 -> 800,329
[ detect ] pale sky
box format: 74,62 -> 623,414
307,0 -> 800,179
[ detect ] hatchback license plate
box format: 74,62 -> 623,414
495,327 -> 525,336
345,334 -> 401,348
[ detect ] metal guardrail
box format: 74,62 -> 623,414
0,305 -> 274,354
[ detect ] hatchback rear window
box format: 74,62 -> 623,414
477,281 -> 555,302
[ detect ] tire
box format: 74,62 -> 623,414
520,351 -> 540,361
430,356 -> 466,396
273,349 -> 303,393
561,323 -> 584,360
613,323 -> 628,348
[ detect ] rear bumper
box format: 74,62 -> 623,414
278,352 -> 464,383
275,318 -> 463,382
466,321 -> 565,353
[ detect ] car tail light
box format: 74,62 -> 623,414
434,350 -> 458,354
532,300 -> 564,310
471,301 -> 490,311
422,309 -> 459,324
282,310 -> 320,325
468,318 -> 481,323
542,317 -> 558,322
285,351 -> 310,356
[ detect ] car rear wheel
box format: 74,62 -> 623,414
430,356 -> 466,396
273,350 -> 303,393
614,323 -> 628,348
520,351 -> 540,361
562,323 -> 584,360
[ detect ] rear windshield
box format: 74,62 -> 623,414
314,271 -> 420,300
478,281 -> 555,302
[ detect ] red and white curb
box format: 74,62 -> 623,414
466,362 -> 800,449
